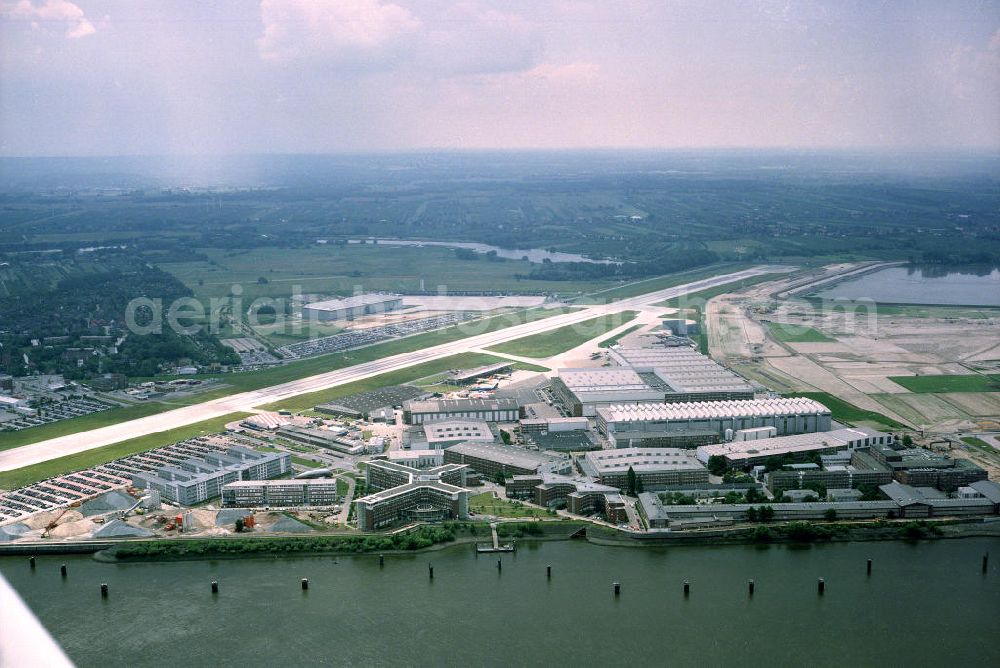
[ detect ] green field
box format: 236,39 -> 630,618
487,312 -> 637,359
888,374 -> 1000,394
768,324 -> 836,343
469,492 -> 546,519
0,308 -> 570,451
0,413 -> 250,491
598,323 -> 644,348
961,436 -> 998,454
791,391 -> 907,430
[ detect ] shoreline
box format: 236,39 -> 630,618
4,518 -> 998,563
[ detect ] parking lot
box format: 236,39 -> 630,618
0,397 -> 116,431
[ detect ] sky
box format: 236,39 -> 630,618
1,0 -> 999,156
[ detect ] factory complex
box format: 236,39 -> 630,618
302,293 -> 403,321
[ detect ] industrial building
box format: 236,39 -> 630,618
550,368 -> 663,417
696,427 -> 894,468
277,424 -> 368,455
443,441 -> 571,478
766,449 -> 893,493
867,444 -> 989,491
597,397 -> 831,448
519,417 -> 589,433
221,478 -> 339,508
131,446 -> 291,506
315,385 -> 424,420
302,294 -> 403,321
403,397 -> 521,425
661,318 -> 700,336
581,448 -> 709,491
354,461 -> 471,530
421,419 -> 496,448
608,346 -> 754,403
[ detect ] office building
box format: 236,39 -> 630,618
403,398 -> 521,424
222,478 -> 339,508
581,448 -> 709,491
443,441 -> 571,478
355,461 -> 470,530
422,419 -> 495,448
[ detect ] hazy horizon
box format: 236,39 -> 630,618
2,0 -> 999,157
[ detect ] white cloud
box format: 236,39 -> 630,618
2,0 -> 96,38
256,0 -> 542,76
257,0 -> 422,62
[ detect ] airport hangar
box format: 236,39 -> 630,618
302,294 -> 403,321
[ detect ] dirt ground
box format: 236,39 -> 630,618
707,265 -> 1000,436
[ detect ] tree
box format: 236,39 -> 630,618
235,517 -> 244,533
745,488 -> 764,504
901,433 -> 914,448
494,470 -> 507,485
499,429 -> 511,445
707,455 -> 728,476
746,506 -> 759,522
635,476 -> 644,494
823,508 -> 838,522
257,276 -> 269,285
626,466 -> 637,496
758,505 -> 775,522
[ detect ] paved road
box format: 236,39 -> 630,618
0,266 -> 781,473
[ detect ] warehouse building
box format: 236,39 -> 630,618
582,448 -> 709,491
355,461 -> 471,530
443,441 -> 571,478
221,478 -> 339,508
132,447 -> 291,506
608,346 -> 754,403
302,294 -> 403,321
697,427 -> 894,468
403,398 -> 521,424
597,397 -> 831,449
519,416 -> 589,433
550,368 -> 663,417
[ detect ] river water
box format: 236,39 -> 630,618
2,538 -> 998,667
813,265 -> 1000,306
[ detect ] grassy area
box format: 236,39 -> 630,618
0,308 -> 570,451
0,413 -> 250,491
487,312 -> 637,359
768,324 -> 836,343
291,455 -> 325,468
469,492 -> 546,518
598,323 -> 644,348
336,478 -> 349,496
790,391 -> 907,430
888,374 -> 1000,393
259,352 -> 502,412
961,436 -> 998,454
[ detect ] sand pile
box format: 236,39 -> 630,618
184,509 -> 217,530
49,519 -> 97,538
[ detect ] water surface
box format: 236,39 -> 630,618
2,538 -> 998,667
814,265 -> 1000,306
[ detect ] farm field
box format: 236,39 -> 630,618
790,391 -> 907,431
888,374 -> 1000,393
487,312 -> 638,359
768,324 -> 836,343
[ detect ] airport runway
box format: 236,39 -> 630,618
0,266 -> 784,472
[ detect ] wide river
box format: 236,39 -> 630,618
813,265 -> 1000,306
3,538 -> 998,667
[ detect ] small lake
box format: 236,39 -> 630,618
813,265 -> 1000,306
348,238 -> 618,264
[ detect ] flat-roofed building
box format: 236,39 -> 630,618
277,424 -> 366,455
386,449 -> 444,468
608,346 -> 755,403
443,441 -> 571,478
422,419 -> 495,448
403,398 -> 521,424
221,478 -> 339,508
302,294 -> 402,321
868,444 -> 989,491
697,427 -> 893,468
582,448 -> 708,491
519,417 -> 589,433
597,397 -> 831,449
446,362 -> 515,385
355,460 -> 470,530
767,450 -> 893,493
550,368 -> 663,417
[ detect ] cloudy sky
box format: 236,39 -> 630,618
1,0 -> 999,155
